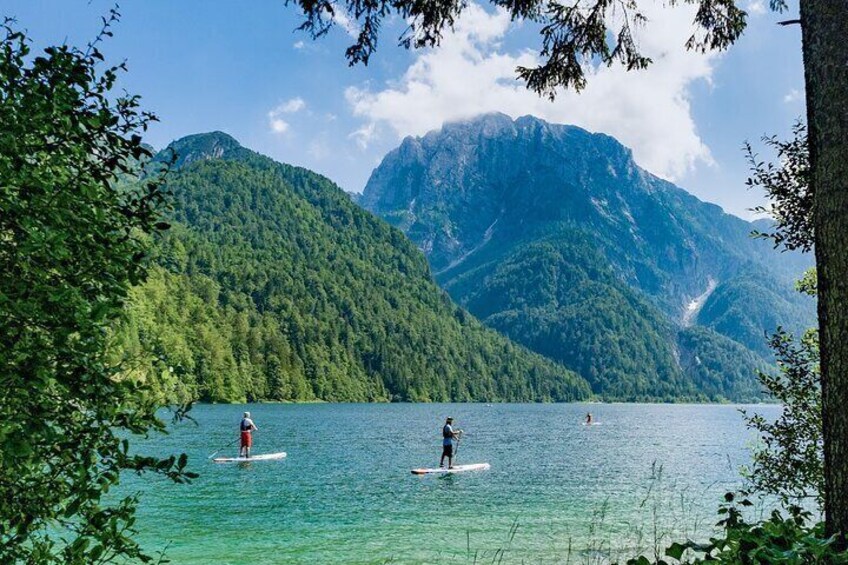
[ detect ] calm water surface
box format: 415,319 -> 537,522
126,403 -> 778,564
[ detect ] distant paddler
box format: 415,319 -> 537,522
239,411 -> 259,459
586,412 -> 592,425
440,417 -> 463,469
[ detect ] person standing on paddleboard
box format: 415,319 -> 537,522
239,412 -> 258,459
440,417 -> 462,469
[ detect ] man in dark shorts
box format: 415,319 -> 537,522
239,411 -> 258,458
440,417 -> 462,469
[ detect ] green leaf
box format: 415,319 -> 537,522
665,542 -> 687,560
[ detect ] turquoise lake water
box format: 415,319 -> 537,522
125,403 -> 778,564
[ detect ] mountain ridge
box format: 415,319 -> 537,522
361,113 -> 815,400
120,131 -> 591,403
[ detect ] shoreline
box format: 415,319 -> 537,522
184,399 -> 779,407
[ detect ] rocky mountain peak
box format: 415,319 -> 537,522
358,113 -> 814,400
362,114 -> 666,274
162,131 -> 245,169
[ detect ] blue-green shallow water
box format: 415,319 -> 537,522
124,403 -> 778,564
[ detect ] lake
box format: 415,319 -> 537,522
126,403 -> 777,564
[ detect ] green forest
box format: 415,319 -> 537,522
442,230 -> 770,401
116,133 -> 590,404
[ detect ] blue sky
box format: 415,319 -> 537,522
8,0 -> 804,218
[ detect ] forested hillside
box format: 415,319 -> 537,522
362,114 -> 815,401
117,133 -> 590,403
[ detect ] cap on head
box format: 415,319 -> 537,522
446,417 -> 453,423
244,411 -> 250,418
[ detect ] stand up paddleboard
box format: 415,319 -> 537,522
411,463 -> 490,475
212,452 -> 287,463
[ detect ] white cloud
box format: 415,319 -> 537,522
784,88 -> 803,103
345,1 -> 718,180
293,40 -> 305,50
267,97 -> 307,134
349,122 -> 377,149
278,97 -> 306,113
747,0 -> 767,15
269,118 -> 289,134
333,9 -> 359,38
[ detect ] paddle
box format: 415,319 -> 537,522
453,430 -> 464,463
207,437 -> 240,459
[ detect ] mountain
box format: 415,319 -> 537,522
118,132 -> 590,403
361,114 -> 816,401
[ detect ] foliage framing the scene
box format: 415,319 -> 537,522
745,121 -> 814,253
284,0 -> 773,97
0,12 -> 194,564
744,327 -> 823,506
635,493 -> 848,564
742,123 -> 823,508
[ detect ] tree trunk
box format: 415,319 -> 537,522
800,0 -> 848,543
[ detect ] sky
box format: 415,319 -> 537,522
7,0 -> 805,218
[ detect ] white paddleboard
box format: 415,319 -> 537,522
411,463 -> 490,475
212,452 -> 287,463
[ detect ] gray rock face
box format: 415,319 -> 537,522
364,113 -> 809,315
362,113 -> 815,399
161,131 -> 245,169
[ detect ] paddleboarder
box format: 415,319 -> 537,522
586,412 -> 592,425
239,411 -> 258,459
440,417 -> 462,469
